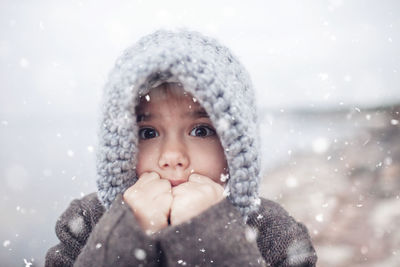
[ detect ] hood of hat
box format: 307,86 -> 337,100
96,29 -> 261,216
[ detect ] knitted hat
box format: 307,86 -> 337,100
96,29 -> 261,217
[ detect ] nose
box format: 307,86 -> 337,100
158,137 -> 189,171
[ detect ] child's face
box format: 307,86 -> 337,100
136,84 -> 228,187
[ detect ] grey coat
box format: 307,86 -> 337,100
45,193 -> 317,266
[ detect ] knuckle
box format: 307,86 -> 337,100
159,179 -> 172,188
149,171 -> 160,178
199,184 -> 214,195
123,187 -> 134,198
140,171 -> 159,180
124,186 -> 141,201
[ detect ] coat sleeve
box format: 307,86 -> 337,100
73,194 -> 161,267
45,193 -> 160,267
45,193 -> 105,267
156,198 -> 266,266
246,198 -> 318,267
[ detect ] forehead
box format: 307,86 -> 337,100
137,83 -> 201,111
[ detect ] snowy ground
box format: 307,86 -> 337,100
1,105 -> 399,266
260,105 -> 400,266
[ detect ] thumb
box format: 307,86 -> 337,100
188,173 -> 214,184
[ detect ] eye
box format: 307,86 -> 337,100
139,127 -> 159,140
190,125 -> 216,137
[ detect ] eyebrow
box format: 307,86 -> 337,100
136,109 -> 209,122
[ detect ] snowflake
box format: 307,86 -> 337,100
220,173 -> 229,182
217,118 -> 230,132
134,248 -> 146,260
67,150 -> 74,157
68,216 -> 85,236
318,73 -> 329,81
245,226 -> 257,242
23,259 -> 32,267
312,137 -> 330,154
177,259 -> 187,265
286,239 -> 314,265
315,213 -> 324,222
20,58 -> 30,68
3,240 -> 10,247
223,186 -> 230,197
285,176 -> 298,188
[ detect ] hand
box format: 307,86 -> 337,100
123,172 -> 173,235
170,173 -> 225,226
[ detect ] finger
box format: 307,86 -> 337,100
136,172 -> 161,187
189,173 -> 220,186
188,173 -> 208,183
171,182 -> 191,196
125,176 -> 171,201
143,179 -> 172,198
195,182 -> 224,200
153,192 -> 173,214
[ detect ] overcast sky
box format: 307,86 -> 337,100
1,0 -> 399,119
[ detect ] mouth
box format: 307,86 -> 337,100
166,177 -> 188,187
160,174 -> 188,187
159,169 -> 192,187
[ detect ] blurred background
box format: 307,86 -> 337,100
1,0 -> 399,266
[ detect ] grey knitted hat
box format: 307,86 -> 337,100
96,29 -> 261,217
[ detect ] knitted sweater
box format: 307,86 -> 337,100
45,193 -> 317,266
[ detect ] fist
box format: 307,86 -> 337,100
123,172 -> 173,234
170,174 -> 225,226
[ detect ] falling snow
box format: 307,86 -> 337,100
23,259 -> 33,267
217,118 -> 230,132
134,248 -> 146,260
67,150 -> 75,157
285,176 -> 298,188
177,259 -> 187,265
68,216 -> 85,236
315,214 -> 324,222
19,57 -> 29,68
220,173 -> 229,182
312,137 -> 330,154
223,186 -> 230,197
2,2 -> 400,267
260,104 -> 400,266
3,240 -> 10,247
245,226 -> 257,243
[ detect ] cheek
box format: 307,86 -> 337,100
136,143 -> 158,175
191,140 -> 228,182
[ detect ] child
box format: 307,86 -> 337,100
45,29 -> 317,266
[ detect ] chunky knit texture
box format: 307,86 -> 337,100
97,29 -> 261,217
